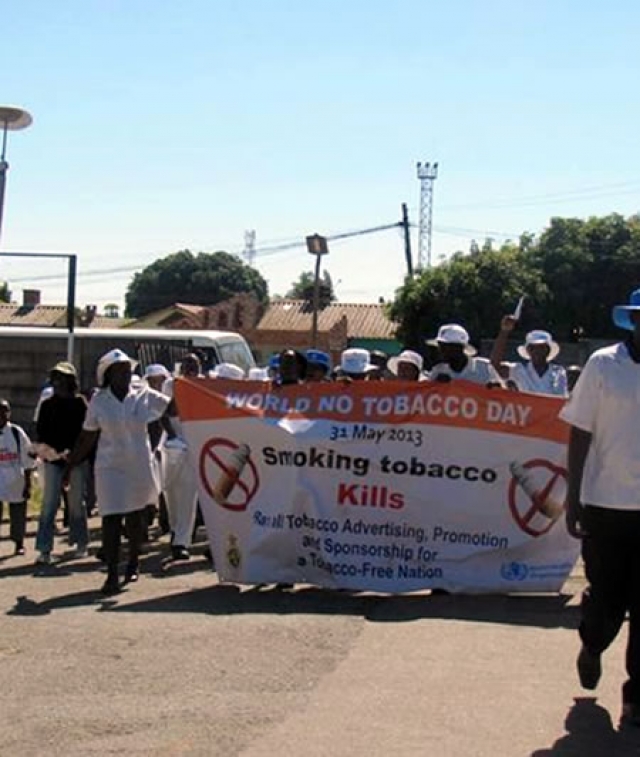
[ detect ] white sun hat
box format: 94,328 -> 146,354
210,362 -> 246,380
387,350 -> 424,375
144,363 -> 171,380
96,348 -> 138,386
517,330 -> 560,361
248,367 -> 270,381
427,324 -> 477,357
340,348 -> 377,375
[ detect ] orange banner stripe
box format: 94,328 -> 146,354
174,378 -> 569,444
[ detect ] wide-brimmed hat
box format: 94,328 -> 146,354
144,363 -> 170,380
387,350 -> 424,376
97,348 -> 138,386
427,324 -> 477,357
517,330 -> 560,361
613,288 -> 640,331
211,363 -> 245,380
305,349 -> 331,372
50,361 -> 77,377
247,367 -> 270,381
340,348 -> 377,375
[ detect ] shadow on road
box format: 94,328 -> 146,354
90,584 -> 580,629
531,697 -> 640,756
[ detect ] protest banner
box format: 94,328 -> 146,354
175,378 -> 578,593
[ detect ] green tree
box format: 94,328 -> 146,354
125,250 -> 268,318
389,241 -> 547,349
285,270 -> 336,308
0,281 -> 9,303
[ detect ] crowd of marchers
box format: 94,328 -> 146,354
2,288 -> 640,728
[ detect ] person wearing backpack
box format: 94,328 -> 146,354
0,399 -> 34,556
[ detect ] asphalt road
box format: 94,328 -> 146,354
1,516 -> 639,757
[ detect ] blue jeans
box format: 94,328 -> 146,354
36,461 -> 88,554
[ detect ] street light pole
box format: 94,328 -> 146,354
305,234 -> 329,349
0,106 -> 33,247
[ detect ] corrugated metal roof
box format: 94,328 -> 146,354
257,300 -> 397,339
0,304 -> 67,327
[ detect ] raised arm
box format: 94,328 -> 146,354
490,315 -> 517,372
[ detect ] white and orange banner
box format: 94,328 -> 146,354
175,378 -> 578,594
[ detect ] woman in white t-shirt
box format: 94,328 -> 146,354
68,349 -> 170,596
428,324 -> 502,386
491,315 -> 568,397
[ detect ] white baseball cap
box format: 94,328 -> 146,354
96,349 -> 138,386
427,324 -> 477,356
340,348 -> 377,375
387,350 -> 424,376
517,330 -> 560,361
210,363 -> 246,380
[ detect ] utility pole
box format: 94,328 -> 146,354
401,203 -> 413,277
416,161 -> 438,269
306,234 -> 329,348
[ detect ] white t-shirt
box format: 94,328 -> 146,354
559,342 -> 640,510
84,386 -> 170,515
510,361 -> 568,397
0,423 -> 34,502
430,356 -> 501,385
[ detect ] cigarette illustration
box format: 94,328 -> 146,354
213,444 -> 251,505
509,461 -> 564,520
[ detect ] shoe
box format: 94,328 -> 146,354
14,543 -> 25,556
622,703 -> 640,726
124,564 -> 139,583
171,545 -> 190,561
275,583 -> 293,590
35,552 -> 53,565
577,645 -> 602,690
100,577 -> 121,596
71,546 -> 88,559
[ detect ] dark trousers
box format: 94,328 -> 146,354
581,505 -> 640,705
0,501 -> 27,546
101,509 -> 145,580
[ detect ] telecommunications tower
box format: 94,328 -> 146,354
416,161 -> 438,269
243,229 -> 256,266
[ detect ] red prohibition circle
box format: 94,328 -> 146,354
199,437 -> 259,512
508,458 -> 567,538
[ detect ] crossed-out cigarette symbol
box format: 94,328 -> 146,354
508,459 -> 567,537
199,438 -> 259,512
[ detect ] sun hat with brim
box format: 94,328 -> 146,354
388,350 -> 424,376
144,363 -> 170,379
340,348 -> 378,375
613,288 -> 640,331
427,324 -> 477,357
96,348 -> 138,386
248,367 -> 270,381
305,349 -> 331,372
211,363 -> 245,380
517,330 -> 560,361
50,361 -> 77,377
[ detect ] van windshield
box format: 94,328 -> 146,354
218,341 -> 255,373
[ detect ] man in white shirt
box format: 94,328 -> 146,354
428,324 -> 502,386
560,287 -> 640,726
0,399 -> 34,556
491,315 -> 568,397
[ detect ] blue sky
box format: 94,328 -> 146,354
2,1 -> 640,310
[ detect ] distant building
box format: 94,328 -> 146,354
128,294 -> 401,365
0,290 -> 132,328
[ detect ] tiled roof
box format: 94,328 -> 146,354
0,304 -> 67,327
257,300 -> 397,339
88,316 -> 133,329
